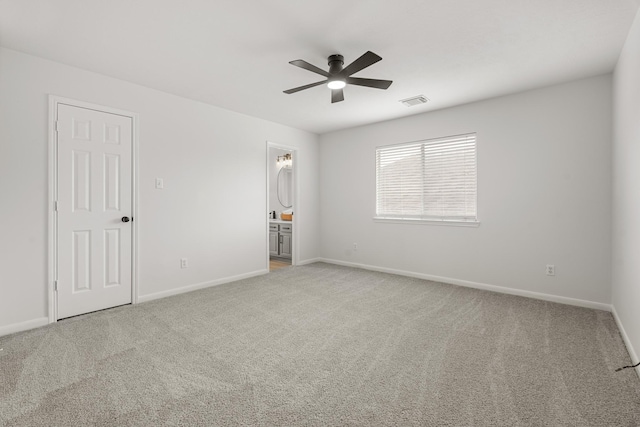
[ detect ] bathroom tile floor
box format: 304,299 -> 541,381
269,259 -> 291,271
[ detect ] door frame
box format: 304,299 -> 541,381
265,141 -> 299,269
47,96 -> 140,323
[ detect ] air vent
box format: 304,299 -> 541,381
400,95 -> 429,107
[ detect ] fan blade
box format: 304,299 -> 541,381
339,51 -> 382,77
346,77 -> 393,90
331,89 -> 344,103
283,80 -> 327,94
289,59 -> 331,77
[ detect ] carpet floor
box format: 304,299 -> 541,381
1,262 -> 639,426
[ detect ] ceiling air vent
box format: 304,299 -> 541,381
400,95 -> 429,107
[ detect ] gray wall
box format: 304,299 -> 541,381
319,75 -> 612,306
0,47 -> 320,333
612,8 -> 640,370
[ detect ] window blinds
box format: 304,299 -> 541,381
375,133 -> 477,222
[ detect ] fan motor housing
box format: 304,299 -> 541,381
328,54 -> 344,74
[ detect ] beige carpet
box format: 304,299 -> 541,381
1,262 -> 639,426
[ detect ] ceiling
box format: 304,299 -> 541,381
0,0 -> 638,134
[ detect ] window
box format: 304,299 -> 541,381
375,133 -> 477,224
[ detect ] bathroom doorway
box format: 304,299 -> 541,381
266,143 -> 297,271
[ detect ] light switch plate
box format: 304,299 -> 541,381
155,178 -> 164,189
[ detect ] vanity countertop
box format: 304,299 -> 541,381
270,219 -> 292,224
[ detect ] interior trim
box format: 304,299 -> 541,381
612,304 -> 640,375
137,269 -> 268,303
296,258 -> 323,266
0,317 -> 49,338
317,258 -> 612,312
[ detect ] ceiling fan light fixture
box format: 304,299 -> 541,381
283,51 -> 392,103
327,80 -> 346,90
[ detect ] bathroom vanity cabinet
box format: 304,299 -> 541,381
269,222 -> 292,259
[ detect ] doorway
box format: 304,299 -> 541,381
49,97 -> 138,321
266,143 -> 297,271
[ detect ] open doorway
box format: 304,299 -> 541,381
266,144 -> 296,271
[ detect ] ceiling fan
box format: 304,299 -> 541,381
283,51 -> 392,103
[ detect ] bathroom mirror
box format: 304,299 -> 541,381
277,166 -> 293,208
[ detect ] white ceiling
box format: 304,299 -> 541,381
1,0 -> 638,134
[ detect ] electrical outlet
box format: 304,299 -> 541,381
155,178 -> 164,189
181,258 -> 188,268
546,264 -> 555,276
353,243 -> 358,251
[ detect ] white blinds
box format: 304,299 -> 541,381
376,133 -> 477,221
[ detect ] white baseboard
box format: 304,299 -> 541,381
138,269 -> 268,303
0,317 -> 49,338
611,305 -> 640,375
317,258 -> 612,312
296,257 -> 322,266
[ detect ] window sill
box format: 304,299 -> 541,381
373,217 -> 480,227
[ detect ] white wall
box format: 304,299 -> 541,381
612,9 -> 640,368
319,75 -> 612,307
0,47 -> 320,333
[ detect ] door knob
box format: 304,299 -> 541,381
121,216 -> 131,223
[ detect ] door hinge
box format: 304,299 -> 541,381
54,201 -> 58,212
55,121 -> 61,132
54,280 -> 58,291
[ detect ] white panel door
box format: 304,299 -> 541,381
57,104 -> 133,319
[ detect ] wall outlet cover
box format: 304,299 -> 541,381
546,264 -> 555,276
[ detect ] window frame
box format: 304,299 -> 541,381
374,133 -> 479,227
